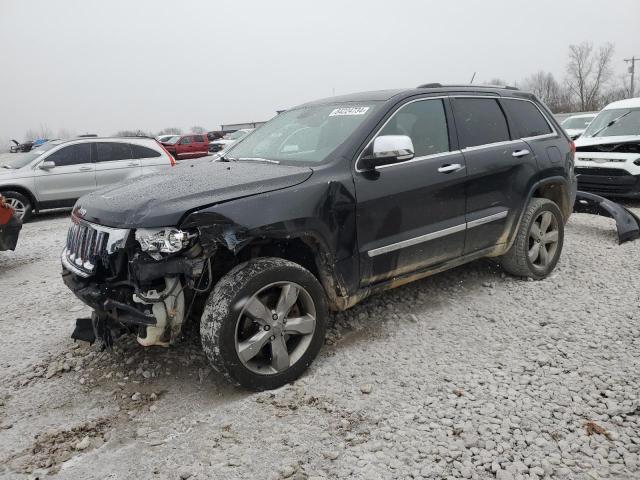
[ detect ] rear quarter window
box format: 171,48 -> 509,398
193,135 -> 205,143
501,99 -> 553,138
452,98 -> 510,149
131,144 -> 161,159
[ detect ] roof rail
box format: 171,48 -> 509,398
417,83 -> 519,91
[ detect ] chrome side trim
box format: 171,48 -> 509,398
461,139 -> 522,153
367,224 -> 466,257
367,209 -> 509,257
467,210 -> 508,229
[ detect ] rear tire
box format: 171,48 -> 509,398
499,198 -> 564,280
1,191 -> 32,222
200,257 -> 327,390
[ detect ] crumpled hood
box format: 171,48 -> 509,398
575,135 -> 640,148
76,161 -> 313,228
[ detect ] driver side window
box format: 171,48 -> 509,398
46,144 -> 91,167
378,99 -> 450,158
179,136 -> 192,145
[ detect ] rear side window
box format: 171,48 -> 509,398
378,99 -> 449,157
192,135 -> 204,143
179,136 -> 192,145
501,99 -> 552,138
46,143 -> 91,166
452,98 -> 510,148
95,142 -> 133,162
131,144 -> 161,159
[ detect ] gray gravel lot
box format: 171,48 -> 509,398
0,206 -> 639,480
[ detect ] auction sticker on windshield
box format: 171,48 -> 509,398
329,107 -> 370,116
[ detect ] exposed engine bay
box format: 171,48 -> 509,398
62,215 -> 213,349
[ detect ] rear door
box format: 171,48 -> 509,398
499,97 -> 562,175
34,143 -> 95,206
94,142 -> 142,188
451,96 -> 537,254
354,97 -> 467,285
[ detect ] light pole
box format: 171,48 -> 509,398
624,56 -> 638,98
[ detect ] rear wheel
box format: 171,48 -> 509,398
1,191 -> 32,222
499,198 -> 564,280
200,257 -> 327,390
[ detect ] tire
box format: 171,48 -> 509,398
1,191 -> 32,222
499,198 -> 564,280
200,257 -> 327,390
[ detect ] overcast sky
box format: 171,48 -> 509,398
0,0 -> 638,141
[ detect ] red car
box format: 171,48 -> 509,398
161,134 -> 209,160
0,195 -> 22,251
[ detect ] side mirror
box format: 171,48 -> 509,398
360,135 -> 414,170
39,160 -> 56,170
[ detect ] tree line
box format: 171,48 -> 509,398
490,41 -> 635,113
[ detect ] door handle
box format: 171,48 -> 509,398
437,163 -> 464,173
512,149 -> 531,158
79,166 -> 92,171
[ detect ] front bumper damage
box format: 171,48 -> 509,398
61,217 -> 208,349
573,191 -> 640,244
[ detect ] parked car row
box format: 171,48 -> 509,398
0,137 -> 174,221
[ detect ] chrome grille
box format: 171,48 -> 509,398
62,219 -> 129,277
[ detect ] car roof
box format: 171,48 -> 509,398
47,137 -> 161,147
603,97 -> 640,110
297,85 -> 535,108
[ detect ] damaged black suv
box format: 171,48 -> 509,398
62,85 -> 576,390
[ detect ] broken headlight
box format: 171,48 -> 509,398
135,228 -> 196,259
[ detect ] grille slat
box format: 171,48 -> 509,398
64,221 -> 111,275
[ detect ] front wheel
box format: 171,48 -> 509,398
200,257 -> 327,390
1,191 -> 32,222
499,198 -> 564,280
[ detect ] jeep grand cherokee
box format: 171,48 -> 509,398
62,84 -> 577,390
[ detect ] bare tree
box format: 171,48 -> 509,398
24,124 -> 53,141
486,78 -> 508,86
114,129 -> 150,137
190,125 -> 207,134
566,42 -> 615,111
521,71 -> 574,113
57,128 -> 75,139
157,127 -> 182,135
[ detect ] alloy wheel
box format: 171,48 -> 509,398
6,198 -> 26,220
235,281 -> 316,375
528,210 -> 559,268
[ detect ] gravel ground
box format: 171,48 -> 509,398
0,205 -> 639,480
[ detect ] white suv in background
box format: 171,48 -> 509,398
574,98 -> 640,198
0,137 -> 175,221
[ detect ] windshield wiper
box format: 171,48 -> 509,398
236,157 -> 280,164
590,111 -> 632,137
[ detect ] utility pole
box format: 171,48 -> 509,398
624,56 -> 638,98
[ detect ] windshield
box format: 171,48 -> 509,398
562,116 -> 595,129
3,141 -> 62,169
164,136 -> 180,145
583,108 -> 640,138
224,130 -> 250,140
225,103 -> 379,163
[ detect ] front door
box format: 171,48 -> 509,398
177,136 -> 193,159
34,143 -> 96,207
354,97 -> 467,286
